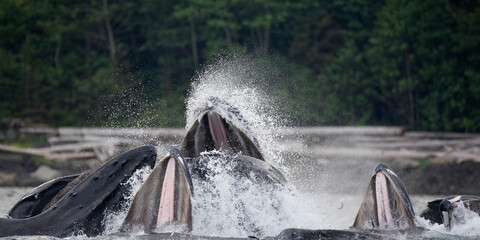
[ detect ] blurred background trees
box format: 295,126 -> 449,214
0,0 -> 479,131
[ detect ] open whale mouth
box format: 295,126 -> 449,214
353,164 -> 416,230
421,195 -> 480,229
1,146 -> 158,238
180,97 -> 264,161
121,149 -> 194,233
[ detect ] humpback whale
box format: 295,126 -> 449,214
8,174 -> 80,219
353,164 -> 480,232
121,148 -> 194,233
420,195 -> 480,229
180,96 -> 264,160
274,164 -> 422,238
1,97 -> 285,237
0,145 -> 157,237
120,97 -> 286,234
353,164 -> 416,230
120,151 -> 286,234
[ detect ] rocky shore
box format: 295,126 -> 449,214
0,127 -> 184,187
282,128 -> 480,195
1,126 -> 480,195
0,152 -> 80,186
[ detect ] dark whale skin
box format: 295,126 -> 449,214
8,174 -> 79,218
0,145 -> 157,238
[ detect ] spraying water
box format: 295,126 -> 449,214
186,55 -> 287,166
184,55 -> 327,237
102,165 -> 153,235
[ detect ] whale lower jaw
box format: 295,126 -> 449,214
353,164 -> 416,230
121,149 -> 193,233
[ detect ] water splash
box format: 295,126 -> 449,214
186,55 -> 287,166
190,152 -> 326,238
416,202 -> 480,238
183,55 -> 327,237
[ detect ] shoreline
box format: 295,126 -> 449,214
1,126 -> 480,195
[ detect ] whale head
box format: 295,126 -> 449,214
353,164 -> 416,230
420,195 -> 480,229
121,149 -> 194,233
180,97 -> 264,161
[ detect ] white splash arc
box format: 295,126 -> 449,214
185,56 -> 327,237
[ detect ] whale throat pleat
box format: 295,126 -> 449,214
121,152 -> 193,233
157,157 -> 176,227
208,112 -> 232,151
375,172 -> 394,229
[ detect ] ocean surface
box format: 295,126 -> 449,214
2,186 -> 478,239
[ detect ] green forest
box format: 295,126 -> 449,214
1,0 -> 479,132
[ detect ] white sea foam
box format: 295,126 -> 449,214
189,152 -> 326,238
416,202 -> 480,238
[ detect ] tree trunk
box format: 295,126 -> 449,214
84,32 -> 91,74
404,45 -> 415,129
103,0 -> 116,61
84,1 -> 91,74
190,18 -> 199,71
25,67 -> 30,107
22,36 -> 32,108
263,23 -> 270,55
223,25 -> 232,46
54,35 -> 61,69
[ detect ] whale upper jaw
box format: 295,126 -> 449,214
180,97 -> 264,161
353,164 -> 416,230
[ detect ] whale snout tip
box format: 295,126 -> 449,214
374,163 -> 390,173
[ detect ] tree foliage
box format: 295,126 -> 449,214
0,0 -> 479,131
